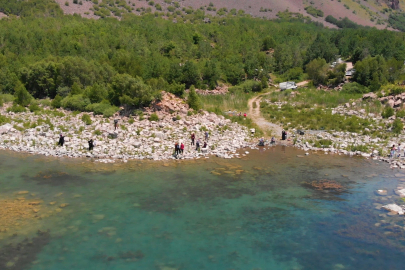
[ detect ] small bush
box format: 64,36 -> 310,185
93,129 -> 102,136
342,82 -> 369,94
128,118 -> 134,124
39,99 -> 52,107
392,119 -> 404,134
397,110 -> 405,118
29,102 -> 41,112
61,95 -> 90,111
7,104 -> 26,113
1,94 -> 14,103
51,95 -> 63,108
81,114 -> 92,125
382,106 -> 395,118
149,113 -> 159,121
0,114 -> 10,125
85,102 -> 118,117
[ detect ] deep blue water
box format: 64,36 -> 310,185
0,146 -> 404,270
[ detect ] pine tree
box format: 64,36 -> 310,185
187,85 -> 201,111
14,81 -> 32,107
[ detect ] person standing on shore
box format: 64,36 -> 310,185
390,145 -> 396,158
58,134 -> 65,146
174,142 -> 179,156
114,119 -> 119,130
180,142 -> 184,154
398,144 -> 402,158
196,138 -> 200,151
282,130 -> 286,140
88,139 -> 94,151
205,131 -> 209,141
191,133 -> 195,145
244,113 -> 247,118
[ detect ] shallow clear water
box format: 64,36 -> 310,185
1,146 -> 405,270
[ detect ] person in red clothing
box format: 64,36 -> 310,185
180,142 -> 184,154
243,113 -> 247,118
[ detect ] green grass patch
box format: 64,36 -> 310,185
261,103 -> 374,133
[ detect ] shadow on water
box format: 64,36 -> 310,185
23,170 -> 90,186
0,231 -> 50,270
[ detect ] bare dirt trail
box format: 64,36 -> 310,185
248,95 -> 283,139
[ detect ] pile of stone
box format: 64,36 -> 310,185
195,86 -> 229,95
0,94 -> 252,162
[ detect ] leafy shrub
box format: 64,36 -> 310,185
93,129 -> 102,136
56,86 -> 71,97
85,102 -> 119,117
29,101 -> 41,112
390,86 -> 405,96
392,119 -> 404,134
81,114 -> 92,125
14,82 -> 32,107
149,113 -> 159,121
305,6 -> 324,17
342,82 -> 369,94
381,106 -> 395,118
0,94 -> 14,103
61,95 -> 90,111
397,110 -> 405,118
187,85 -> 201,110
39,99 -> 52,107
51,95 -> 63,108
0,114 -> 10,125
7,104 -> 26,113
389,12 -> 405,32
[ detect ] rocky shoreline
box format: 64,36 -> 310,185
0,92 -> 254,163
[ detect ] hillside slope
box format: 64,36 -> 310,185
52,0 -> 405,29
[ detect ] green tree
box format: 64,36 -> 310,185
353,55 -> 388,91
181,61 -> 200,88
306,58 -> 329,85
306,34 -> 338,63
261,36 -> 276,51
14,81 -> 32,107
187,85 -> 201,111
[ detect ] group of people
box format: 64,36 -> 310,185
174,132 -> 209,156
258,136 -> 276,146
58,133 -> 95,151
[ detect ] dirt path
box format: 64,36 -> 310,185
248,95 -> 283,139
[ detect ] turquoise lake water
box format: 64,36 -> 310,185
1,146 -> 405,270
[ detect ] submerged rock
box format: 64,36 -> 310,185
375,189 -> 388,196
382,204 -> 404,215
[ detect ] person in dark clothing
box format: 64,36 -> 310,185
203,141 -> 207,148
114,119 -> 119,130
196,139 -> 200,151
191,133 -> 195,145
58,134 -> 65,146
88,139 -> 94,151
282,130 -> 286,140
174,142 -> 179,155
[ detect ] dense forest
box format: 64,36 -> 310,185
0,0 -> 405,116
